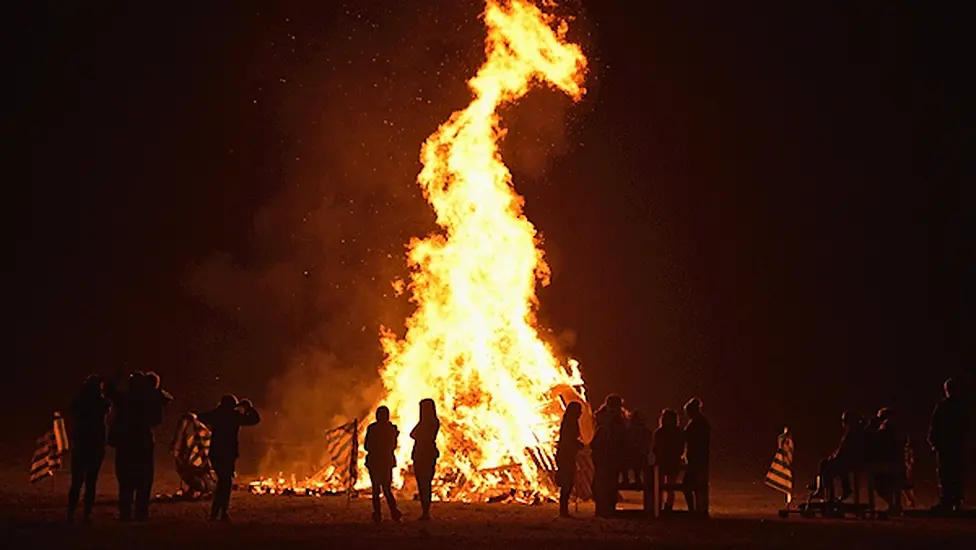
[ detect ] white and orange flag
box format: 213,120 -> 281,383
29,412 -> 68,483
764,427 -> 794,502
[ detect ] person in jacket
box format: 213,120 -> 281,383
365,405 -> 401,522
197,394 -> 260,521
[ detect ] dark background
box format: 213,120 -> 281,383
12,1 -> 969,486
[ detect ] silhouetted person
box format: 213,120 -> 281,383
625,410 -> 652,485
105,370 -> 137,521
107,371 -> 169,521
556,401 -> 583,517
365,405 -> 401,522
197,394 -> 260,521
66,375 -> 111,523
928,377 -> 967,510
410,398 -> 439,521
682,397 -> 710,516
812,411 -> 863,502
591,394 -> 626,517
872,408 -> 905,511
652,408 -> 683,512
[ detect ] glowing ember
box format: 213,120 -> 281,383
371,0 -> 588,501
248,469 -> 336,496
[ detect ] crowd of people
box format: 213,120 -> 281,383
62,371 -> 965,524
64,370 -> 260,523
556,394 -> 711,518
811,377 -> 967,513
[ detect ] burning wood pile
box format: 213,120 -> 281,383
246,0 -> 591,506
245,382 -> 594,504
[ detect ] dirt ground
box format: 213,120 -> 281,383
2,467 -> 974,550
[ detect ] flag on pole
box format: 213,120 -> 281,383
526,444 -> 558,473
324,419 -> 359,490
574,447 -> 595,501
170,412 -> 216,494
30,412 -> 69,483
171,412 -> 212,469
764,427 -> 793,502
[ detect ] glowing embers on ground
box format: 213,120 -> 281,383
247,467 -> 344,497
371,0 -> 589,502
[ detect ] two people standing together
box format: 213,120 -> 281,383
364,398 -> 440,522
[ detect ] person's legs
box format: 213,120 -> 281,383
210,466 -> 234,520
559,479 -> 572,516
134,443 -> 154,520
417,463 -> 434,518
662,472 -> 676,510
682,468 -> 698,512
697,468 -> 710,516
943,451 -> 964,507
116,446 -> 134,521
381,469 -> 400,520
83,448 -> 105,520
67,451 -> 86,522
369,468 -> 382,520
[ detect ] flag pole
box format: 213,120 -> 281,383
347,418 -> 358,509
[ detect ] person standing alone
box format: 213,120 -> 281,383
197,394 -> 260,521
928,378 -> 967,511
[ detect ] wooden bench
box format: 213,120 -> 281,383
611,464 -> 698,518
780,469 -> 877,519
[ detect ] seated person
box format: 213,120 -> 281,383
811,411 -> 865,501
871,408 -> 905,509
624,410 -> 653,485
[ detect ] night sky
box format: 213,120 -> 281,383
13,1 -> 969,481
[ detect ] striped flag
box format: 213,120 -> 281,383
525,443 -> 558,493
764,427 -> 793,501
526,444 -> 558,472
574,447 -> 595,501
30,412 -> 69,483
171,412 -> 212,469
324,419 -> 359,489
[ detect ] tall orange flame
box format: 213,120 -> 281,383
375,0 -> 588,500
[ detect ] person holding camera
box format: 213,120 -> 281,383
197,394 -> 260,521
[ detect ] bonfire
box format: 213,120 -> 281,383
252,0 -> 590,503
